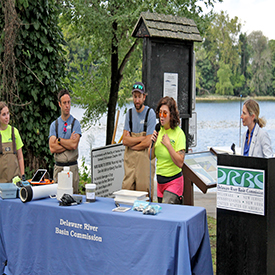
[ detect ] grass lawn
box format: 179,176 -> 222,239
207,215 -> 217,274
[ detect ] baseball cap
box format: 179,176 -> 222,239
132,82 -> 145,94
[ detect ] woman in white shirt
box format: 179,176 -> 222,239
241,99 -> 273,158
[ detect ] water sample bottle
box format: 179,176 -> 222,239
85,184 -> 96,202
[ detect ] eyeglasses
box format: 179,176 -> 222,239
158,110 -> 168,118
133,84 -> 143,90
63,122 -> 68,133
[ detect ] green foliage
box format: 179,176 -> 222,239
248,31 -> 272,95
196,11 -> 242,95
215,62 -> 234,95
231,73 -> 246,96
195,45 -> 217,94
232,32 -> 251,96
239,33 -> 251,78
269,39 -> 275,93
60,0 -> 221,143
0,0 -> 66,175
24,166 -> 33,180
196,11 -> 274,96
207,215 -> 217,274
78,157 -> 91,195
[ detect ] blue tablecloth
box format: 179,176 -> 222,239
0,197 -> 213,275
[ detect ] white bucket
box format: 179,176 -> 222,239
58,166 -> 73,189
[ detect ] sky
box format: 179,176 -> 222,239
201,0 -> 274,40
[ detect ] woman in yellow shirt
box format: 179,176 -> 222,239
149,97 -> 186,204
0,102 -> 25,183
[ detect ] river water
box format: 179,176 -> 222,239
71,100 -> 275,166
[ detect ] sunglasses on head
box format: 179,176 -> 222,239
159,110 -> 168,118
133,84 -> 143,90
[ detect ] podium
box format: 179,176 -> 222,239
217,154 -> 275,275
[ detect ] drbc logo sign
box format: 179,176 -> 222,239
217,166 -> 265,215
218,167 -> 264,190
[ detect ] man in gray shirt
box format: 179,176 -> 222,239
122,82 -> 156,200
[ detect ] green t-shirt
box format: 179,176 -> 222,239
0,125 -> 24,151
155,126 -> 186,177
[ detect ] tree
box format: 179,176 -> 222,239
0,0 -> 66,176
247,31 -> 272,95
60,0 -> 221,145
239,33 -> 250,78
195,45 -> 217,94
215,62 -> 233,95
234,32 -> 251,96
201,11 -> 241,95
269,39 -> 275,94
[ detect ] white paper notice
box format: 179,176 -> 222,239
163,73 -> 178,103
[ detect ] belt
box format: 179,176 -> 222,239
55,161 -> 78,167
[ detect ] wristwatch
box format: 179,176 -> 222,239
58,138 -> 61,145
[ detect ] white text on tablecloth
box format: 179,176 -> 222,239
55,218 -> 102,242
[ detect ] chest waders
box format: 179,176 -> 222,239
122,108 -> 155,201
53,118 -> 79,194
0,127 -> 20,183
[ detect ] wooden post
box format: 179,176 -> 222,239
183,176 -> 194,205
111,110 -> 120,144
182,162 -> 214,206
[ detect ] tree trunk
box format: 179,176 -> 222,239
105,19 -> 139,145
106,20 -> 119,145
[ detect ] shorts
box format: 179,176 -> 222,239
157,175 -> 183,198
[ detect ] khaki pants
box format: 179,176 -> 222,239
0,141 -> 20,183
54,149 -> 79,194
122,132 -> 155,201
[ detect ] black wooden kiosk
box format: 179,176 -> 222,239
132,12 -> 202,151
217,154 -> 275,274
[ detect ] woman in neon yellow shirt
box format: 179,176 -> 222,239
0,102 -> 25,183
149,97 -> 186,204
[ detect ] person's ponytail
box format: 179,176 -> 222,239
257,117 -> 266,128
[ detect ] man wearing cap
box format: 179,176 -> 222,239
122,82 -> 156,201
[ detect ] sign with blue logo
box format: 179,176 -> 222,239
217,166 -> 265,215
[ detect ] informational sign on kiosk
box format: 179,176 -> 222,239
217,166 -> 265,216
163,72 -> 178,103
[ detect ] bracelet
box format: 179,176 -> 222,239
58,138 -> 61,145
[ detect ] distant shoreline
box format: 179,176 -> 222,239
196,95 -> 275,102
126,95 -> 275,103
